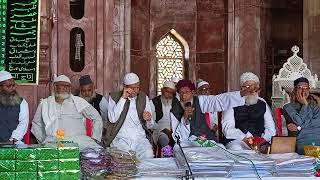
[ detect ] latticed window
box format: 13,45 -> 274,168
156,33 -> 184,95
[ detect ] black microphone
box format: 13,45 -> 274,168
175,134 -> 194,180
185,102 -> 192,122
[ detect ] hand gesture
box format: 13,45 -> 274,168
287,123 -> 298,132
143,111 -> 152,121
122,87 -> 133,99
296,90 -> 308,105
183,107 -> 194,122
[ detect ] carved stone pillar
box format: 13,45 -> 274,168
113,0 -> 131,91
227,0 -> 268,91
303,0 -> 320,73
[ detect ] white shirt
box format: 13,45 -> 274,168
108,95 -> 154,141
11,99 -> 29,142
222,97 -> 276,142
99,96 -> 109,121
31,97 -> 102,145
150,97 -> 172,132
171,91 -> 245,143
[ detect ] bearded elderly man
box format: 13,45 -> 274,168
78,75 -> 104,114
31,75 -> 103,150
0,71 -> 29,144
171,79 -> 252,146
222,72 -> 276,150
105,73 -> 154,160
150,81 -> 178,155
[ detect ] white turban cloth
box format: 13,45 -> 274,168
53,75 -> 71,84
0,71 -> 13,82
171,76 -> 181,83
197,81 -> 209,89
124,73 -> 140,85
240,72 -> 259,86
163,81 -> 176,90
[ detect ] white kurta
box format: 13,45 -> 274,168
171,91 -> 246,146
31,97 -> 103,150
99,95 -> 109,121
10,99 -> 29,144
108,95 -> 154,160
150,97 -> 172,144
222,97 -> 276,150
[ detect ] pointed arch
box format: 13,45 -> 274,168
155,29 -> 189,95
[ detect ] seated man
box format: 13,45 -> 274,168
78,75 -> 104,114
197,80 -> 219,135
171,79 -> 251,146
31,75 -> 103,150
105,73 -> 154,160
150,81 -> 178,156
0,71 -> 29,144
283,77 -> 320,154
222,72 -> 276,151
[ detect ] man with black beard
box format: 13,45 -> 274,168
222,72 -> 276,150
31,75 -> 103,150
78,75 -> 104,114
0,71 -> 29,144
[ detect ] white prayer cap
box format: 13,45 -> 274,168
53,75 -> 71,84
197,81 -> 209,89
171,76 -> 180,83
163,81 -> 176,90
0,71 -> 13,82
240,72 -> 259,86
123,73 -> 140,85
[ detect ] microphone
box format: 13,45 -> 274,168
185,102 -> 192,122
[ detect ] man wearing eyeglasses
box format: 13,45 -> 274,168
283,77 -> 320,154
196,80 -> 219,137
171,79 -> 253,146
31,75 -> 103,150
222,72 -> 276,151
0,71 -> 29,145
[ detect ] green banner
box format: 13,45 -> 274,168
0,0 -> 40,84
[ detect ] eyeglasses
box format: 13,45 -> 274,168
296,86 -> 310,90
241,85 -> 260,93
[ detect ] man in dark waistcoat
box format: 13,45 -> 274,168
103,72 -> 154,160
171,79 -> 252,147
222,72 -> 276,150
79,75 -> 103,114
150,81 -> 178,156
0,71 -> 29,144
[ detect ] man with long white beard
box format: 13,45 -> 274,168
0,71 -> 29,144
31,75 -> 103,150
150,81 -> 178,156
222,72 -> 276,150
78,75 -> 104,114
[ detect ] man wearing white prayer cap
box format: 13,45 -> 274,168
104,72 -> 154,160
0,71 -> 29,145
31,74 -> 103,150
222,72 -> 276,151
150,81 -> 178,157
196,79 -> 219,137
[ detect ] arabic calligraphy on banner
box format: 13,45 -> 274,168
1,0 -> 40,84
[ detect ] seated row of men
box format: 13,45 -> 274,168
0,70 -> 319,160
